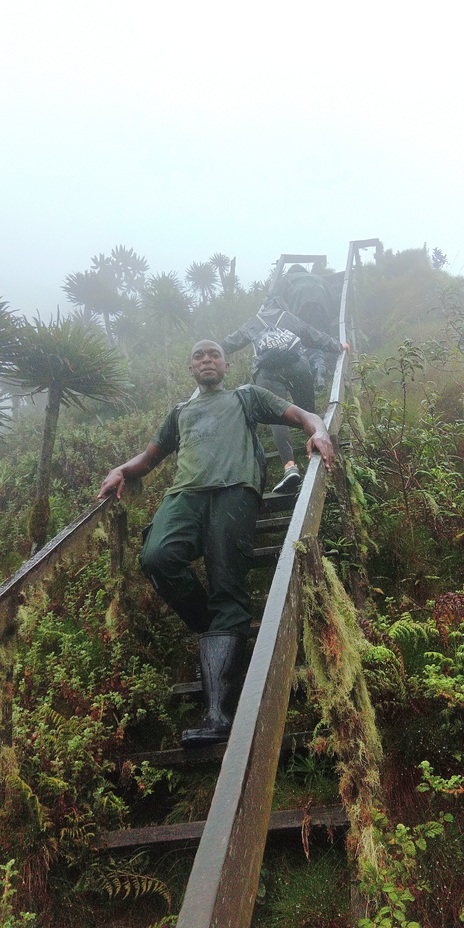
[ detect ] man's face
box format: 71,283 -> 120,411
189,341 -> 229,386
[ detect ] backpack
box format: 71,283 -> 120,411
174,385 -> 267,495
254,310 -> 301,368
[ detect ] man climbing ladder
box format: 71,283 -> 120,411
98,340 -> 334,749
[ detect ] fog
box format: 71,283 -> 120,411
2,0 -> 463,318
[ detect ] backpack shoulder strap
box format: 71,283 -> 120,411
256,309 -> 269,328
234,386 -> 267,494
174,400 -> 190,452
234,384 -> 256,426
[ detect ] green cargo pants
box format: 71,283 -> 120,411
140,486 -> 260,637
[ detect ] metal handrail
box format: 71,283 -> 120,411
176,239 -> 380,928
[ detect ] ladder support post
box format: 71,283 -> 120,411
108,503 -> 128,575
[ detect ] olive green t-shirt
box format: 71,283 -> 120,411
151,386 -> 290,497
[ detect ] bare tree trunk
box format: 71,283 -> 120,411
102,312 -> 114,343
29,383 -> 61,554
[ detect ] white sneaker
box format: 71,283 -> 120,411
272,465 -> 300,494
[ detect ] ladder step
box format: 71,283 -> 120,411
116,730 -> 314,770
171,680 -> 203,696
260,492 -> 299,514
171,662 -> 307,698
253,545 -> 282,562
255,515 -> 292,534
99,804 -> 348,850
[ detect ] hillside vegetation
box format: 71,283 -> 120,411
0,245 -> 463,928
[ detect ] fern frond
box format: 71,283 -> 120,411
78,852 -> 171,906
5,773 -> 54,834
389,617 -> 430,649
60,822 -> 96,843
95,867 -> 171,903
362,645 -> 406,705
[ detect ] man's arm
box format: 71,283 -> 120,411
221,315 -> 266,356
280,309 -> 347,355
98,441 -> 166,500
221,326 -> 252,356
281,404 -> 334,471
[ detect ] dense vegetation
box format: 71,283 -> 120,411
0,245 -> 463,927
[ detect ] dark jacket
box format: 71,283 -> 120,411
275,264 -> 339,326
221,298 -> 341,375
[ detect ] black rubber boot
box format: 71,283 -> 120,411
181,633 -> 247,749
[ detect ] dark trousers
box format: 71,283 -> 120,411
255,355 -> 316,465
140,487 -> 260,637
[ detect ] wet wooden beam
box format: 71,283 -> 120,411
99,804 -> 348,851
114,730 -> 315,770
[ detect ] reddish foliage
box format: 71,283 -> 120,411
433,591 -> 464,647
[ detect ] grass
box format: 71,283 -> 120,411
252,842 -> 351,928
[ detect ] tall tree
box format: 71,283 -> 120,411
63,246 -> 148,342
93,246 -> 148,295
0,300 -> 19,423
141,272 -> 192,400
185,261 -> 218,304
431,247 -> 448,270
62,269 -> 122,338
248,280 -> 268,298
110,294 -> 143,358
0,300 -> 17,373
209,253 -> 230,291
209,253 -> 240,294
3,314 -> 130,552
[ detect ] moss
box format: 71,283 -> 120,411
28,496 -> 50,548
302,553 -> 383,875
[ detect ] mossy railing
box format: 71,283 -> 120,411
177,239 -> 381,928
0,496 -> 128,639
0,494 -> 128,745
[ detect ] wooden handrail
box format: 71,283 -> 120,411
176,239 -> 380,928
0,495 -> 117,638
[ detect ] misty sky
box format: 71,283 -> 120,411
2,1 -> 463,319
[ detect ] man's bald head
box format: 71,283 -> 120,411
189,339 -> 225,361
189,340 -> 229,388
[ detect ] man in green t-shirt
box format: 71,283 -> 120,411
98,340 -> 334,748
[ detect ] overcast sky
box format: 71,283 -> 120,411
2,1 -> 463,318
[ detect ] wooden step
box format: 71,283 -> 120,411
173,663 -> 245,702
115,730 -> 314,770
253,544 -> 282,563
171,680 -> 203,697
171,662 -> 307,698
255,515 -> 292,535
259,492 -> 299,514
99,804 -> 348,851
264,444 -> 307,461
